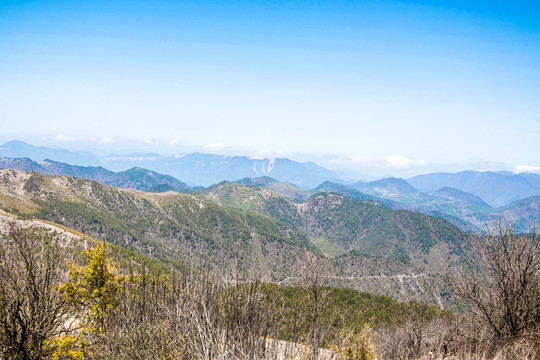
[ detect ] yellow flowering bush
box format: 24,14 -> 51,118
333,325 -> 376,360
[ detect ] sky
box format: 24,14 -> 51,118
1,0 -> 539,179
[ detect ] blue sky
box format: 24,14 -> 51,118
1,0 -> 539,179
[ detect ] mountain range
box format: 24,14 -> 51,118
0,168 -> 475,304
0,140 -> 336,188
0,157 -> 192,192
242,176 -> 538,233
407,171 -> 540,207
0,140 -> 539,232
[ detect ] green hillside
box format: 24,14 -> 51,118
0,169 -> 473,304
203,181 -> 471,273
0,169 -> 310,280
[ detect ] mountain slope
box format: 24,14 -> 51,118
0,169 -> 475,304
0,208 -> 177,274
430,187 -> 492,210
334,176 -> 535,232
0,169 -> 310,280
353,177 -> 419,196
203,181 -> 303,226
110,167 -> 191,191
202,181 -> 472,273
314,181 -> 397,206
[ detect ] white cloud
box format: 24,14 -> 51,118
379,154 -> 427,168
99,137 -> 115,144
203,143 -> 227,151
145,139 -> 160,145
347,155 -> 373,164
342,154 -> 427,168
250,149 -> 287,160
514,165 -> 540,174
53,134 -> 78,142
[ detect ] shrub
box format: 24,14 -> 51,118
333,325 -> 376,360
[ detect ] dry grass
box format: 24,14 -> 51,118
0,193 -> 38,214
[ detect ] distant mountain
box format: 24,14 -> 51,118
0,140 -> 99,166
347,177 -> 435,207
108,167 -> 191,191
0,157 -> 191,192
101,153 -> 337,188
314,181 -> 396,206
333,174 -> 538,232
0,140 -> 337,189
312,182 -> 477,231
235,176 -> 280,187
407,171 -> 540,207
211,176 -> 536,235
3,141 -> 537,233
430,187 -> 491,211
353,177 -> 419,196
0,157 -> 116,180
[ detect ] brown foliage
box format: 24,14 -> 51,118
90,270 -> 284,359
451,219 -> 540,337
0,224 -> 73,360
375,314 -> 540,360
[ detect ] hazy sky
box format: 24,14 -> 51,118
1,1 -> 539,179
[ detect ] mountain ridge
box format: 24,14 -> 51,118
0,140 -> 337,188
1,140 -> 538,233
201,180 -> 472,273
0,168 -> 474,304
0,157 -> 191,192
0,168 -> 312,281
408,170 -> 540,207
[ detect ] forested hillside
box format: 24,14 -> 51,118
0,169 -> 310,280
0,169 -> 473,304
203,181 -> 471,272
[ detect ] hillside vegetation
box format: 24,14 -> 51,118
0,169 -> 480,304
1,218 -> 537,360
203,181 -> 471,272
0,169 -> 310,280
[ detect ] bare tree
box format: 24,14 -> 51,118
452,218 -> 540,337
0,224 -> 71,360
297,250 -> 333,360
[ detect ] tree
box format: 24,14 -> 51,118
333,325 -> 376,360
297,250 -> 332,360
59,242 -> 121,333
0,224 -> 71,360
452,218 -> 540,337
